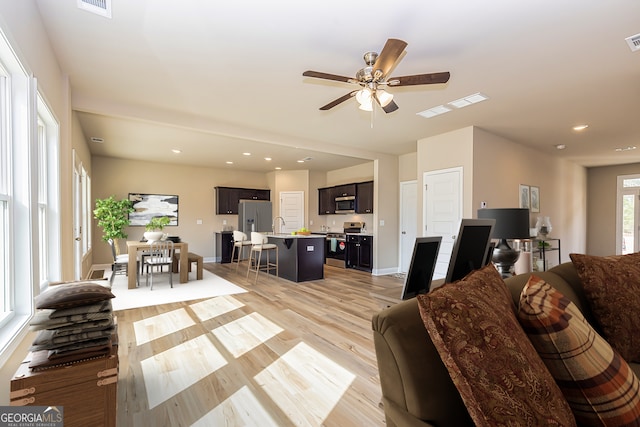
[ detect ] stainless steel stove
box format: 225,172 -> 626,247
325,222 -> 365,267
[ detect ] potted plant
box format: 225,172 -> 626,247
94,196 -> 134,255
144,216 -> 171,242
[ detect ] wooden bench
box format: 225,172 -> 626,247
172,252 -> 203,280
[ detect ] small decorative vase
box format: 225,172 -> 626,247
143,231 -> 163,243
535,216 -> 552,239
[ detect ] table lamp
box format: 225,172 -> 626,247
477,208 -> 530,278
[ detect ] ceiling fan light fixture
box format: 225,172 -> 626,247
376,89 -> 393,107
356,88 -> 371,105
358,100 -> 373,111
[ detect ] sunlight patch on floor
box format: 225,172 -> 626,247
133,308 -> 195,345
211,312 -> 283,358
254,342 -> 356,426
191,385 -> 280,427
141,334 -> 227,409
190,295 -> 245,321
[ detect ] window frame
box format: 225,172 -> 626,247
0,27 -> 61,368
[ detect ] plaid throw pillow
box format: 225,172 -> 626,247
518,275 -> 640,426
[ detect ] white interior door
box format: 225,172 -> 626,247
424,167 -> 463,279
279,191 -> 304,234
399,181 -> 417,273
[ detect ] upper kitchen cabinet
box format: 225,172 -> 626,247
334,184 -> 356,198
215,186 -> 270,215
318,187 -> 336,215
356,181 -> 373,214
318,181 -> 373,215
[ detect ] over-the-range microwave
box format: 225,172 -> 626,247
335,195 -> 355,213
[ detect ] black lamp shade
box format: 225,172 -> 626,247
477,208 -> 530,239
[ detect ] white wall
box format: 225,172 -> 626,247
0,0 -> 75,403
417,126 -> 587,262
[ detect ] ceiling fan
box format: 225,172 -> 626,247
302,38 -> 450,113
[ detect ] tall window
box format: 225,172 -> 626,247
617,174 -> 640,255
36,95 -> 61,290
0,62 -> 9,324
0,27 -> 61,366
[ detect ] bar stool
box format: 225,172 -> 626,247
247,231 -> 278,283
231,231 -> 253,272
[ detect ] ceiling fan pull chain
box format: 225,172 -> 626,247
370,102 -> 375,129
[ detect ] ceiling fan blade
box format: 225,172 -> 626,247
388,72 -> 450,86
372,39 -> 408,80
381,99 -> 399,114
319,91 -> 358,110
303,70 -> 354,83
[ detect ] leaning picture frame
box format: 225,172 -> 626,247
519,184 -> 530,209
128,193 -> 179,226
530,186 -> 540,213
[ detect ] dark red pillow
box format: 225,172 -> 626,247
570,252 -> 640,362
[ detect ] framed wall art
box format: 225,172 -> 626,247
530,186 -> 540,213
128,193 -> 179,226
519,184 -> 530,209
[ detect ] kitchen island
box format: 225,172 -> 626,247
267,234 -> 325,282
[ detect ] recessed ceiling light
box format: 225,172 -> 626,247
572,124 -> 589,131
226,161 -> 233,164
264,157 -> 272,161
555,144 -> 566,150
242,152 -> 251,156
90,137 -> 104,143
171,149 -> 181,154
275,167 -> 282,170
615,146 -> 637,152
297,160 -> 305,163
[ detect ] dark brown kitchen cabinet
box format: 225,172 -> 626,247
215,186 -> 270,215
346,234 -> 372,272
334,183 -> 356,198
318,187 -> 336,215
356,181 -> 373,213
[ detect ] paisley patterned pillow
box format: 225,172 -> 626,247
417,265 -> 576,427
519,275 -> 640,425
570,252 -> 640,362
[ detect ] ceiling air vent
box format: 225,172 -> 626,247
77,0 -> 112,18
625,33 -> 640,52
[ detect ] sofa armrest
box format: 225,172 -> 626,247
372,298 -> 473,427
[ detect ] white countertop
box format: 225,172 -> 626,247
266,233 -> 325,239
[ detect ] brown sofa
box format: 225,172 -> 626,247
372,262 -> 640,427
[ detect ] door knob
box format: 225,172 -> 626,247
75,237 -> 81,241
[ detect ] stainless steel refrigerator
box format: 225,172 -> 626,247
238,200 -> 272,235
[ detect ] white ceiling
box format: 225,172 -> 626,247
35,0 -> 640,172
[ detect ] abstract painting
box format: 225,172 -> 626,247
129,193 -> 179,226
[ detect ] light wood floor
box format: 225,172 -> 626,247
115,262 -> 404,426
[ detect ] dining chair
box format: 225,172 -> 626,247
247,231 -> 278,283
144,240 -> 174,290
231,230 -> 252,272
108,239 -> 138,287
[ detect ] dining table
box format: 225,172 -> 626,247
126,240 -> 189,289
